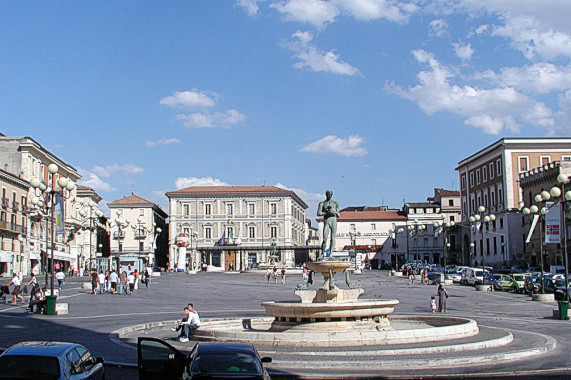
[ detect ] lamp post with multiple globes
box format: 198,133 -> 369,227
469,206 -> 495,285
29,163 -> 76,295
78,201 -> 103,273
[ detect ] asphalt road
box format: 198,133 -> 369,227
0,270 -> 570,379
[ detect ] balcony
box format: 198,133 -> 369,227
113,231 -> 125,239
1,198 -> 8,209
11,201 -> 19,212
0,220 -> 27,234
21,205 -> 30,215
135,231 -> 147,239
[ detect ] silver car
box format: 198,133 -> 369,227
0,341 -> 105,380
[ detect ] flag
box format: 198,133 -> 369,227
545,202 -> 561,244
526,215 -> 540,243
218,231 -> 226,246
54,191 -> 65,235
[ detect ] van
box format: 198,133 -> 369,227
465,267 -> 487,286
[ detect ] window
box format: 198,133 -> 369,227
540,156 -> 551,166
227,227 -> 234,239
371,223 -> 376,230
350,224 -> 356,232
371,239 -> 376,246
518,156 -> 529,172
183,204 -> 189,216
448,199 -> 454,207
461,175 -> 466,190
469,172 -> 474,187
270,203 -> 277,215
139,241 -> 144,251
204,227 -> 212,239
139,209 -> 145,216
489,162 -> 494,179
226,203 -> 234,216
482,166 -> 487,182
450,215 -> 455,222
497,187 -> 503,206
248,203 -> 255,215
476,169 -> 481,184
270,226 -> 277,238
249,226 -> 255,238
205,204 -> 211,216
496,159 -> 502,176
562,155 -> 571,161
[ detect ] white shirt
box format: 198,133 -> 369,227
98,273 -> 105,284
55,272 -> 65,280
127,274 -> 135,284
183,310 -> 201,327
109,272 -> 119,282
11,276 -> 21,286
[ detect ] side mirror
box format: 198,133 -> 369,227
96,357 -> 104,364
261,357 -> 272,363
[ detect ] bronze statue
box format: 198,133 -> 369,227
317,190 -> 340,258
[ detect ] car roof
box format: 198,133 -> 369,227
2,341 -> 78,357
195,342 -> 257,355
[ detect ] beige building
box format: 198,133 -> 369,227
0,167 -> 29,277
165,186 -> 308,270
456,138 -> 571,268
107,194 -> 168,273
0,136 -> 81,275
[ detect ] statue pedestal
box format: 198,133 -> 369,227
295,288 -> 364,304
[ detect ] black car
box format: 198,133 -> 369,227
138,338 -> 272,380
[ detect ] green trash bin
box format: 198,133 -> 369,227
46,295 -> 57,316
557,300 -> 569,320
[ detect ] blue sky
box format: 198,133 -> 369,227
2,1 -> 571,221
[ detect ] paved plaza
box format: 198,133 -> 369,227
0,270 -> 570,379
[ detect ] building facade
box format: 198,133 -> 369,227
0,136 -> 81,275
166,186 -> 308,270
0,167 -> 29,277
519,161 -> 571,269
107,194 -> 168,273
456,138 -> 571,268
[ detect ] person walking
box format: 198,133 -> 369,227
437,284 -> 448,313
55,270 -> 65,291
281,268 -> 286,284
98,271 -> 106,294
8,273 -> 25,304
109,270 -> 118,294
90,269 -> 98,295
430,296 -> 437,313
272,267 -> 278,284
127,272 -> 135,295
265,268 -> 271,283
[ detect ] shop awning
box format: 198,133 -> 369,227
42,249 -> 75,262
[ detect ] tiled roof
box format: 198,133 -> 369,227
337,210 -> 407,221
108,194 -> 154,206
166,185 -> 292,195
435,188 -> 460,196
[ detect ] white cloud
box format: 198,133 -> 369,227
386,49 -> 555,135
301,135 -> 368,157
553,89 -> 571,135
288,30 -> 360,76
452,40 -> 474,61
490,63 -> 571,95
334,0 -> 416,23
270,0 -> 339,29
175,109 -> 246,129
77,168 -> 117,192
236,0 -> 265,16
146,138 -> 182,147
159,90 -> 216,109
429,19 -> 448,37
174,176 -> 231,190
92,164 -> 145,178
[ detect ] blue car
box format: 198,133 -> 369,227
0,341 -> 105,380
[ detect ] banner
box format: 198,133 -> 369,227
54,191 -> 65,235
526,215 -> 540,243
545,202 -> 561,244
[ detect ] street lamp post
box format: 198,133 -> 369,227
408,220 -> 426,263
30,163 -> 76,296
388,225 -> 405,269
523,192 -> 549,294
470,206 -> 495,285
78,201 -> 103,273
109,212 -> 130,272
434,219 -> 455,267
17,234 -> 24,276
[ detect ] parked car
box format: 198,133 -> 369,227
445,270 -> 462,283
0,341 -> 105,380
138,338 -> 272,380
465,267 -> 488,285
486,273 -> 504,290
509,273 -> 528,293
554,279 -> 571,300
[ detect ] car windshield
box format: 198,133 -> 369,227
191,352 -> 262,375
0,355 -> 60,380
475,271 -> 483,277
513,275 -> 524,281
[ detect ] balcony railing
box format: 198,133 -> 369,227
135,231 -> 147,239
1,198 -> 8,209
11,201 -> 19,212
21,205 -> 30,215
0,220 -> 27,234
113,231 -> 125,239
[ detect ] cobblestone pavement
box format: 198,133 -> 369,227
1,270 -> 570,379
